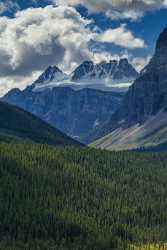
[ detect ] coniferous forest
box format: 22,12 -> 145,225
0,142 -> 167,250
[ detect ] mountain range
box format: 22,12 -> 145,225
33,58 -> 139,92
91,27 -> 167,151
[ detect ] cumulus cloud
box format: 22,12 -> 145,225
0,72 -> 40,97
56,0 -> 167,20
95,25 -> 145,49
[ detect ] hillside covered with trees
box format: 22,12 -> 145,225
0,142 -> 166,250
0,101 -> 80,146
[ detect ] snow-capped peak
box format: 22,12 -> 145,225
34,66 -> 68,86
71,58 -> 139,83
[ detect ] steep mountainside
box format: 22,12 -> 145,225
0,143 -> 167,249
0,101 -> 80,146
91,27 -> 167,151
2,87 -> 124,143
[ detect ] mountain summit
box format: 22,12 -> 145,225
92,27 -> 167,151
72,58 -> 138,83
33,66 -> 68,91
35,66 -> 68,85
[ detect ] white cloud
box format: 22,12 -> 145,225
91,51 -> 130,64
0,71 -> 41,97
91,52 -> 119,64
56,0 -> 167,20
131,55 -> 151,72
95,25 -> 145,49
1,5 -> 93,73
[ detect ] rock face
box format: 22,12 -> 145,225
116,27 -> 167,126
72,58 -> 139,82
2,86 -> 124,144
91,27 -> 167,150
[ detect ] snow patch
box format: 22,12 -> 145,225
93,119 -> 100,128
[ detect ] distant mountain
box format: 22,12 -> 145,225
0,101 -> 81,146
2,87 -> 124,144
91,27 -> 167,151
2,58 -> 137,144
72,58 -> 139,83
32,58 -> 139,93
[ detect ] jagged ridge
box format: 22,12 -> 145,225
72,58 -> 139,82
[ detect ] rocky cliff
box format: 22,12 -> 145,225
91,27 -> 167,150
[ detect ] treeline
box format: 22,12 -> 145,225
0,143 -> 167,249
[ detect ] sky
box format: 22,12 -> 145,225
0,0 -> 167,95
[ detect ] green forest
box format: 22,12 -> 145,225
0,142 -> 167,250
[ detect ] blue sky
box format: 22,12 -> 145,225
0,0 -> 167,95
77,5 -> 167,58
